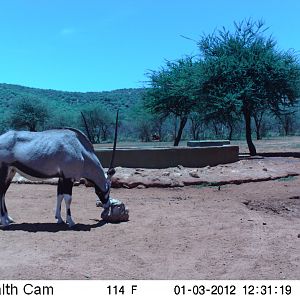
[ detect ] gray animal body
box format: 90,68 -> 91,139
0,128 -> 112,227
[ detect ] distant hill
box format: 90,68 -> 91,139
0,83 -> 146,119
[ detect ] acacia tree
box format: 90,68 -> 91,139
190,112 -> 204,140
130,101 -> 166,142
145,57 -> 202,146
80,105 -> 114,143
252,108 -> 266,140
274,108 -> 296,136
10,97 -> 49,131
198,19 -> 300,155
202,92 -> 241,140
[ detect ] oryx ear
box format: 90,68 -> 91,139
107,168 -> 116,177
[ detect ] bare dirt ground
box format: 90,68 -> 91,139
1,157 -> 300,280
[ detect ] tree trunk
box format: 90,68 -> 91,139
227,122 -> 233,140
253,115 -> 262,140
29,123 -> 37,132
174,116 -> 187,146
256,129 -> 261,140
195,129 -> 200,140
173,116 -> 178,141
283,115 -> 292,136
158,126 -> 163,141
213,121 -> 219,137
101,125 -> 109,141
191,118 -> 201,140
155,117 -> 165,142
254,119 -> 261,140
243,109 -> 257,156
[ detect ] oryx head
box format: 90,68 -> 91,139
95,110 -> 119,207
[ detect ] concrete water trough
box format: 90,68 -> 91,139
95,145 -> 239,169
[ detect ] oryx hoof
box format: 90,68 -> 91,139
56,218 -> 64,224
66,218 -> 75,228
6,214 -> 14,224
55,214 -> 64,224
1,216 -> 10,227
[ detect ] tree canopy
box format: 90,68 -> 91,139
198,19 -> 300,154
145,57 -> 203,145
81,104 -> 114,143
10,97 -> 49,131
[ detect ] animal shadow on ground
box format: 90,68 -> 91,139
0,219 -> 108,232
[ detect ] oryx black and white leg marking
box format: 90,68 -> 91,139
55,193 -> 64,224
0,164 -> 16,226
56,178 -> 75,227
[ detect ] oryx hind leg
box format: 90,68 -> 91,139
0,165 -> 16,226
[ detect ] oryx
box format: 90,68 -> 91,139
0,113 -> 119,227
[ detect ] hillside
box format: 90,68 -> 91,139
0,83 -> 146,120
1,83 -> 300,141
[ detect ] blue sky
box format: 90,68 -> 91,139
0,0 -> 300,92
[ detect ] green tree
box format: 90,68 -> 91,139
10,97 -> 49,131
80,105 -> 114,143
130,102 -> 166,142
145,57 -> 203,146
202,92 -> 241,140
189,112 -> 204,140
198,19 -> 300,155
274,107 -> 296,136
252,107 -> 266,140
46,109 -> 78,129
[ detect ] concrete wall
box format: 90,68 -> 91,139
95,145 -> 239,169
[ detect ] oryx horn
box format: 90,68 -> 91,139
80,111 -> 93,143
108,110 -> 119,175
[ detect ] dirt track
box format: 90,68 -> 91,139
1,158 -> 300,280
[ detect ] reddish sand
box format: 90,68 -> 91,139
1,157 -> 300,279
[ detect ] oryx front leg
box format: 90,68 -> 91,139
64,194 -> 75,227
56,178 -> 74,227
55,194 -> 64,224
1,196 -> 10,227
2,197 -> 14,225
